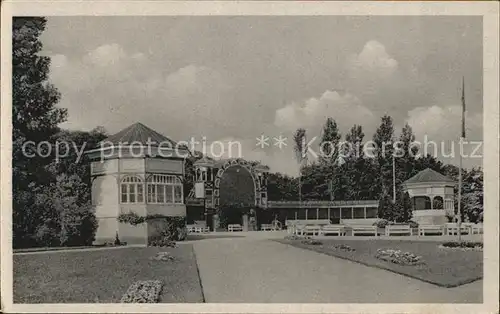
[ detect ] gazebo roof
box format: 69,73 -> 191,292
404,168 -> 455,185
101,122 -> 177,147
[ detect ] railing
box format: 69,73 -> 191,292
267,200 -> 378,208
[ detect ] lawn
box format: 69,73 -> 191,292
13,245 -> 204,303
276,238 -> 483,288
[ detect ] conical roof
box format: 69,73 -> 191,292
404,168 -> 455,184
101,122 -> 177,147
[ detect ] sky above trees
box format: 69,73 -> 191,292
40,16 -> 483,175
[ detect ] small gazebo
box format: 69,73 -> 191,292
85,122 -> 189,245
403,168 -> 455,225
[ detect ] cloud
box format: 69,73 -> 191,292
348,40 -> 398,77
84,43 -> 128,66
274,90 -> 377,136
405,105 -> 483,168
406,105 -> 482,142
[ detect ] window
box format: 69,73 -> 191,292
365,207 -> 378,218
147,174 -> 184,204
121,176 -> 144,203
341,207 -> 353,219
318,208 -> 328,219
353,207 -> 365,219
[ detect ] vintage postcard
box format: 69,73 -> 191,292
1,1 -> 499,313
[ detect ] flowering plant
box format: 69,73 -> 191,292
375,248 -> 424,266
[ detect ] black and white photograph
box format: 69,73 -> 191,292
1,1 -> 498,313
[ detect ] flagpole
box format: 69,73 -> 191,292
392,155 -> 396,203
457,77 -> 465,242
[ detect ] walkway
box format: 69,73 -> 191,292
193,236 -> 482,303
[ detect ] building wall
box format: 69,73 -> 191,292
413,210 -> 447,225
147,204 -> 186,216
120,158 -> 145,173
146,158 -> 183,174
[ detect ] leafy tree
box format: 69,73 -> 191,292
372,115 -> 395,198
319,118 -> 341,162
267,172 -> 298,201
12,17 -> 68,247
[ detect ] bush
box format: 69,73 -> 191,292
408,220 -> 419,228
373,219 -> 389,228
118,213 -> 187,242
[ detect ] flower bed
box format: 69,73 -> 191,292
120,280 -> 163,303
375,248 -> 424,266
150,252 -> 175,262
440,241 -> 483,251
301,239 -> 323,245
284,235 -> 311,241
332,244 -> 355,252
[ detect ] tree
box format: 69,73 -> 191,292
395,123 -> 418,195
372,115 -> 395,198
319,118 -> 341,162
12,17 -> 68,247
399,191 -> 413,222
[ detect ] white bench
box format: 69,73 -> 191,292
418,225 -> 444,236
194,226 -> 210,233
351,225 -> 378,236
445,223 -> 469,235
302,225 -> 322,236
228,224 -> 243,232
187,225 -> 196,233
260,224 -> 273,231
320,224 -> 346,236
469,223 -> 483,235
385,224 -> 412,236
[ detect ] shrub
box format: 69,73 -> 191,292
118,213 -> 187,242
408,220 -> 419,228
373,219 -> 389,229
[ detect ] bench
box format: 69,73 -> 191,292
445,223 -> 469,235
302,225 -> 322,236
187,225 -> 196,233
261,224 -> 278,231
469,223 -> 483,235
418,224 -> 444,236
385,224 -> 412,236
351,225 -> 378,236
228,224 -> 243,232
320,224 -> 346,236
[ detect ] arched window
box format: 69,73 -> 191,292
147,174 -> 184,204
121,176 -> 144,203
413,196 -> 432,211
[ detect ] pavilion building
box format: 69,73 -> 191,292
402,168 -> 456,225
85,122 -> 189,245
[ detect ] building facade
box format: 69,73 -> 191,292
403,168 -> 456,225
86,122 -> 189,245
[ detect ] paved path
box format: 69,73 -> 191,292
194,237 -> 482,303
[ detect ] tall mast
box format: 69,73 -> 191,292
458,77 -> 466,242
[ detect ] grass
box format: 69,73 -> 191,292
276,238 -> 483,288
13,245 -> 204,303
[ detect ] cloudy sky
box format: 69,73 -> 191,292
41,16 -> 483,175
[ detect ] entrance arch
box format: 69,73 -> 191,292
213,159 -> 261,208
